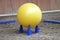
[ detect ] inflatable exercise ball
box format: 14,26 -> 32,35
17,3 -> 42,28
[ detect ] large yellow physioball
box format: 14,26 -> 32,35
17,3 -> 42,28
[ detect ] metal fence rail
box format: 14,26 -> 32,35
0,10 -> 60,17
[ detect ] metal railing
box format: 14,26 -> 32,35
0,10 -> 60,17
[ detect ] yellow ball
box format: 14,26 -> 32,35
17,3 -> 42,28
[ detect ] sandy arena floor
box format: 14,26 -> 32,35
0,22 -> 60,40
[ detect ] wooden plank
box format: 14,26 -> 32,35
38,0 -> 51,10
11,0 -> 30,13
55,0 -> 60,10
50,0 -> 56,10
0,0 -> 4,13
0,0 -> 12,14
